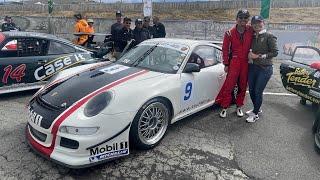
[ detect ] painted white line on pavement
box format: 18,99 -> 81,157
246,91 -> 297,96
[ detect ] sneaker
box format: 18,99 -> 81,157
220,109 -> 227,118
246,114 -> 259,123
236,107 -> 244,117
245,109 -> 262,116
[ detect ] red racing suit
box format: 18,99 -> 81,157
215,25 -> 253,108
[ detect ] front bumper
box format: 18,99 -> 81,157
26,113 -> 132,169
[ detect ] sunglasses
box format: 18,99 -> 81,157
125,22 -> 131,24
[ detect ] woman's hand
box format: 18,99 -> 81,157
248,52 -> 260,59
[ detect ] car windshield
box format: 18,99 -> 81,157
117,42 -> 189,73
293,47 -> 320,65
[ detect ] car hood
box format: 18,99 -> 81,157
36,63 -> 161,109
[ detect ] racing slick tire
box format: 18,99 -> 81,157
130,98 -> 170,150
314,121 -> 320,154
313,108 -> 320,134
300,98 -> 307,105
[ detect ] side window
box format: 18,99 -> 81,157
17,38 -> 48,57
292,47 -> 320,66
188,46 -> 220,69
48,41 -> 76,55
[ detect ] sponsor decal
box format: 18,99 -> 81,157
34,54 -> 86,81
286,68 -> 317,88
99,64 -> 130,74
89,141 -> 129,162
28,106 -> 43,127
286,86 -> 320,104
178,99 -> 211,115
310,89 -> 320,99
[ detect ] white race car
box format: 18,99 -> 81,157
26,38 -> 226,168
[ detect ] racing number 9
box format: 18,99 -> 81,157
184,82 -> 193,100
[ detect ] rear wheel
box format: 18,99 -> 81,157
130,98 -> 170,150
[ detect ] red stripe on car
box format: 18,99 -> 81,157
28,70 -> 148,157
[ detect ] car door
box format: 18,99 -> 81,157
180,45 -> 225,114
34,40 -> 93,81
0,37 -> 49,88
280,46 -> 320,103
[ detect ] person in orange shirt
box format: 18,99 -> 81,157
73,13 -> 88,46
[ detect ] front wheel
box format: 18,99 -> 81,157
314,122 -> 320,154
300,98 -> 307,105
130,98 -> 170,150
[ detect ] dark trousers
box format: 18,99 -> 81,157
248,64 -> 273,114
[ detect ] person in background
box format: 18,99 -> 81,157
153,16 -> 166,38
114,17 -> 133,54
1,16 -> 18,32
143,16 -> 155,38
86,19 -> 95,47
109,10 -> 123,45
133,18 -> 150,45
246,15 -> 278,123
73,13 -> 88,46
216,9 -> 253,118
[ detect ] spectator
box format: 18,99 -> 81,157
73,13 -> 88,46
1,16 -> 18,32
246,15 -> 278,123
143,16 -> 155,38
114,17 -> 133,53
109,10 -> 123,45
133,18 -> 150,45
86,19 -> 95,47
153,16 -> 166,38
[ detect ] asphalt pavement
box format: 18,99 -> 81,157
0,61 -> 319,180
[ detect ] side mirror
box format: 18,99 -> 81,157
184,63 -> 200,73
310,61 -> 320,70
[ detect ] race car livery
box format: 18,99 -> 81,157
26,38 -> 225,168
0,32 -> 96,94
280,45 -> 320,153
280,46 -> 320,104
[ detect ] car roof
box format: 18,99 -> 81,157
1,31 -> 72,44
144,38 -> 222,49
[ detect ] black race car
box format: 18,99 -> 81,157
280,46 -> 320,153
0,31 -> 98,94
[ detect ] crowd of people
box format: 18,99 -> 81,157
73,10 -> 166,54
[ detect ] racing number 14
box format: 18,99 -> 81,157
2,64 -> 26,84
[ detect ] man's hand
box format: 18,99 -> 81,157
224,66 -> 228,73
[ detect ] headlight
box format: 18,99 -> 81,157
84,91 -> 112,117
59,126 -> 99,135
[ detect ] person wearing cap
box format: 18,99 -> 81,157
215,9 -> 254,118
143,16 -> 155,38
110,10 -> 123,45
133,18 -> 150,45
153,16 -> 166,38
73,13 -> 89,46
114,17 -> 133,54
1,16 -> 18,32
245,15 -> 278,123
85,19 -> 95,47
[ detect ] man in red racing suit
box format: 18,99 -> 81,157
215,9 -> 253,118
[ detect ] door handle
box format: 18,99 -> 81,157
37,60 -> 48,65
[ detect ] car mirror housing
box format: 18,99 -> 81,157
310,61 -> 320,70
184,63 -> 200,73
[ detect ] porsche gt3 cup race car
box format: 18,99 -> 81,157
280,46 -> 320,153
0,31 -> 96,94
26,38 -> 225,168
